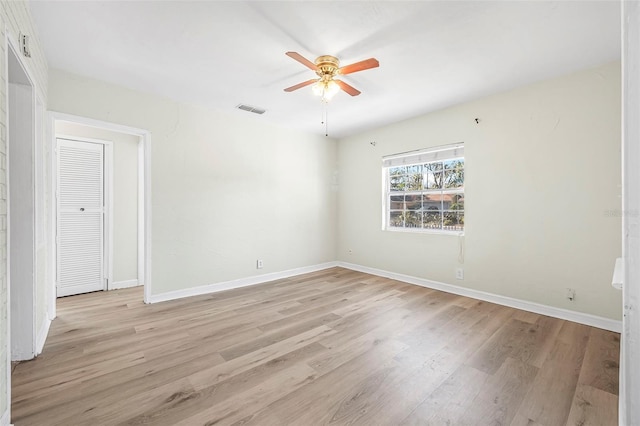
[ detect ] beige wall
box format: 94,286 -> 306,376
55,122 -> 139,285
0,0 -> 49,421
48,69 -> 338,296
337,61 -> 622,320
48,61 -> 622,318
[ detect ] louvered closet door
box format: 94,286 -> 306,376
57,139 -> 105,297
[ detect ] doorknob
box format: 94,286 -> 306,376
80,208 -> 85,211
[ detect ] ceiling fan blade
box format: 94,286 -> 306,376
284,79 -> 318,92
338,58 -> 379,75
285,51 -> 318,71
335,79 -> 361,96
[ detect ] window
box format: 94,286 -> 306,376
383,144 -> 464,233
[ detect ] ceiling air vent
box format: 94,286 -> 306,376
236,104 -> 266,115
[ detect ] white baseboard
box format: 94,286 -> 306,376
1,408 -> 12,426
36,317 -> 52,356
144,259 -> 621,332
110,279 -> 140,290
148,262 -> 339,304
337,261 -> 622,333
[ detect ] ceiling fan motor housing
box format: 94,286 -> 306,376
315,55 -> 339,78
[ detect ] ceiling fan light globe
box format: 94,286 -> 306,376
325,80 -> 340,99
312,81 -> 325,97
312,80 -> 340,102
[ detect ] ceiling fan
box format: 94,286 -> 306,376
283,51 -> 379,102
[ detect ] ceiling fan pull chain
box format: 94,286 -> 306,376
325,102 -> 329,137
320,102 -> 329,136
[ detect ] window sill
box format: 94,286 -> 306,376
383,227 -> 464,236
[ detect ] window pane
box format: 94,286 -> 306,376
405,211 -> 422,228
423,211 -> 441,229
389,211 -> 404,227
443,211 -> 457,228
444,159 -> 464,169
422,193 -> 443,211
443,211 -> 464,231
406,173 -> 423,191
450,193 -> 464,210
425,171 -> 443,189
405,194 -> 422,210
390,195 -> 405,210
389,166 -> 406,176
444,167 -> 464,188
390,175 -> 406,191
424,162 -> 443,173
406,165 -> 422,175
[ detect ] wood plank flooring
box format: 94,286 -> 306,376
11,267 -> 620,425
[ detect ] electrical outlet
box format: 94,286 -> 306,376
348,249 -> 353,255
455,268 -> 464,280
566,288 -> 576,301
257,259 -> 264,269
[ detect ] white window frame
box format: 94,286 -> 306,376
382,143 -> 464,235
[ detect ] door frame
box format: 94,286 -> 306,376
49,112 -> 152,304
622,1 -> 640,423
55,135 -> 113,295
6,32 -> 37,363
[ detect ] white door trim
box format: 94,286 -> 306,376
5,26 -> 38,424
4,25 -> 10,424
137,141 -> 145,288
49,112 -> 152,303
56,135 -> 112,295
6,31 -> 36,363
622,1 -> 640,423
3,22 -> 11,425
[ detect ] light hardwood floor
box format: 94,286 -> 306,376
11,267 -> 619,425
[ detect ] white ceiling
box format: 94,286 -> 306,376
30,1 -> 621,139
